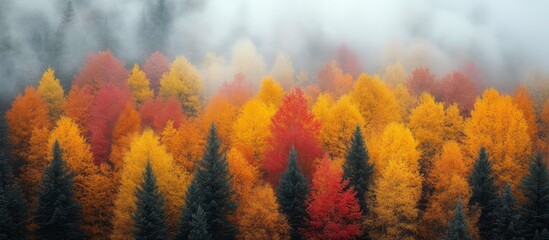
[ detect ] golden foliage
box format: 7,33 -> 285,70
159,57 -> 203,116
127,64 -> 154,106
110,104 -> 142,170
257,76 -> 284,108
37,68 -> 65,122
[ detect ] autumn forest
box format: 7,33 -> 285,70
1,1 -> 549,240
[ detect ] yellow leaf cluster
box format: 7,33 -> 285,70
159,57 -> 203,116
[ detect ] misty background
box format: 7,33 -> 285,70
1,0 -> 548,110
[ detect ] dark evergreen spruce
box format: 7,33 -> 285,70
468,147 -> 498,240
444,198 -> 472,240
176,124 -> 236,240
343,125 -> 374,215
35,141 -> 84,239
276,147 -> 309,240
132,160 -> 168,240
520,153 -> 549,238
491,183 -> 522,239
0,151 -> 28,240
534,229 -> 549,240
187,205 -> 211,240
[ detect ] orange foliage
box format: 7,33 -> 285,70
64,85 -> 94,136
161,119 -> 206,173
110,103 -> 142,170
317,61 -> 354,98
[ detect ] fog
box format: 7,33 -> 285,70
1,0 -> 548,109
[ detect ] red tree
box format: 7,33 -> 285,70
336,44 -> 362,78
406,68 -> 436,96
263,88 -> 323,186
143,51 -> 170,93
216,73 -> 253,107
139,97 -> 186,133
317,61 -> 354,98
87,83 -> 131,164
73,50 -> 129,92
437,71 -> 478,115
303,158 -> 363,240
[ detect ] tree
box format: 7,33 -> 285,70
111,103 -> 142,170
111,130 -> 190,239
132,161 -> 168,240
491,184 -> 522,239
230,39 -> 267,83
159,57 -> 202,116
200,96 -> 238,147
276,147 -> 309,240
382,62 -> 407,87
271,53 -> 295,90
409,93 -> 445,177
73,50 -> 128,92
392,84 -> 417,122
444,104 -> 465,143
343,125 -> 374,215
369,157 -> 422,240
231,99 -> 276,167
406,67 -> 436,96
0,151 -> 28,240
5,87 -> 50,162
444,198 -> 472,240
127,64 -> 154,106
303,158 -> 363,240
263,88 -> 323,185
513,84 -> 537,140
468,147 -> 498,240
49,116 -> 115,238
437,71 -> 478,115
88,83 -> 131,164
143,51 -> 170,93
176,125 -> 237,240
140,97 -> 186,133
161,119 -> 205,173
373,123 -> 419,176
235,184 -> 290,240
317,61 -> 354,98
63,85 -> 94,136
257,76 -> 284,107
421,141 -> 472,239
35,142 -> 84,240
187,205 -> 211,240
520,153 -> 549,238
319,95 -> 365,159
336,45 -> 362,78
350,73 -> 401,138
37,68 -> 65,122
216,73 -> 253,107
464,89 -> 531,190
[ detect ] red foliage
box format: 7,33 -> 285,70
73,50 -> 129,92
406,68 -> 437,96
336,45 -> 362,78
263,88 -> 323,186
87,83 -> 131,165
437,71 -> 478,115
303,158 -> 363,240
139,97 -> 187,133
143,51 -> 170,93
215,73 -> 253,107
317,61 -> 354,98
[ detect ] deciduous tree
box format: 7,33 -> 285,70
37,68 -> 65,122
127,64 -> 154,106
73,50 -> 128,92
159,57 -> 203,116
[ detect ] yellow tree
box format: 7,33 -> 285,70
408,93 -> 445,176
159,57 -> 203,116
369,158 -> 422,240
226,148 -> 290,240
312,93 -> 334,126
127,64 -> 154,106
393,84 -> 417,123
513,84 -> 537,140
37,68 -> 65,122
382,62 -> 407,87
161,119 -> 205,173
373,122 -> 419,176
5,87 -> 51,162
257,76 -> 284,108
231,99 -> 276,167
350,74 -> 401,138
464,89 -> 531,190
444,104 -> 465,143
111,129 -> 190,239
420,141 -> 473,239
110,103 -> 142,170
319,95 -> 365,159
48,116 -> 116,238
